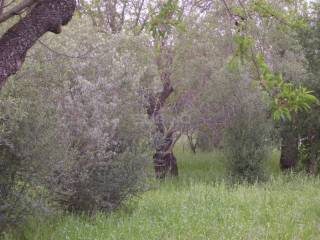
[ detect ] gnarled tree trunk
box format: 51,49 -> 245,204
153,128 -> 179,179
146,44 -> 179,178
0,0 -> 76,89
146,80 -> 179,179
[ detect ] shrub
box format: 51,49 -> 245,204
0,140 -> 20,232
0,31 -> 153,221
46,40 -> 152,213
223,94 -> 273,183
52,150 -> 147,213
0,94 -> 53,232
0,82 -> 54,232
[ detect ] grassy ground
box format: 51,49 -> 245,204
3,149 -> 320,240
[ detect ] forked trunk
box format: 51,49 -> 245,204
147,98 -> 179,178
146,70 -> 178,178
145,37 -> 179,178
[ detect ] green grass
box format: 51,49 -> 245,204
3,149 -> 320,240
172,147 -> 226,183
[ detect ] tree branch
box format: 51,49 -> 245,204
0,0 -> 76,89
0,0 -> 4,16
0,0 -> 38,24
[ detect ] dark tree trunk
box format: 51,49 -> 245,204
154,153 -> 178,178
0,0 -> 76,89
146,83 -> 179,178
152,118 -> 180,178
304,133 -> 319,175
280,124 -> 299,170
146,54 -> 179,178
306,151 -> 318,175
153,130 -> 179,179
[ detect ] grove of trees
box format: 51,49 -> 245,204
0,0 -> 320,234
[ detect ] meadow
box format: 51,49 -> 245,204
3,148 -> 320,240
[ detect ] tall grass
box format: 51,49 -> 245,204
3,149 -> 320,240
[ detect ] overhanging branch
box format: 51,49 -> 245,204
0,0 -> 76,89
0,0 -> 38,24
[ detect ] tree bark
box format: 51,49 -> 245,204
280,124 -> 299,170
153,129 -> 179,179
146,45 -> 179,178
0,0 -> 39,24
0,0 -> 4,16
304,132 -> 319,175
146,81 -> 179,178
0,0 -> 76,89
306,150 -> 318,175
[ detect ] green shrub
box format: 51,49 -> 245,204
52,150 -> 147,214
0,83 -> 55,232
0,32 -> 153,221
223,96 -> 273,183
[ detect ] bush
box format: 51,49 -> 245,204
0,83 -> 55,232
52,150 -> 147,214
223,94 -> 273,183
0,134 -> 49,233
45,40 -> 152,213
0,31 -> 153,222
0,140 -> 20,232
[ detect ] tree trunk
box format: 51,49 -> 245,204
146,64 -> 179,178
0,0 -> 4,16
306,153 -> 318,175
144,37 -> 179,179
0,0 -> 76,89
304,133 -> 319,175
280,124 -> 299,170
153,130 -> 179,179
152,114 -> 180,178
147,86 -> 179,178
